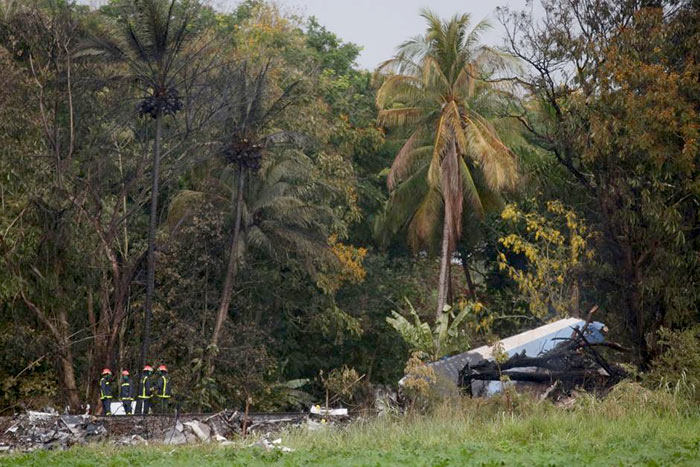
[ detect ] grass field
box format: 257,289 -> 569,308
4,384 -> 700,466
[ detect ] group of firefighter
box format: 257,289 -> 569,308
98,364 -> 172,415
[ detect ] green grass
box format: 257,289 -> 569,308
4,384 -> 700,466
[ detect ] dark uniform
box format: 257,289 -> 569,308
135,366 -> 154,415
99,370 -> 113,416
120,372 -> 134,415
154,365 -> 172,413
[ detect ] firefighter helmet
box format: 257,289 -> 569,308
157,364 -> 168,372
143,365 -> 153,372
121,370 -> 129,376
101,368 -> 112,375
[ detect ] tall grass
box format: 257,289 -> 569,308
284,381 -> 698,451
5,382 -> 700,466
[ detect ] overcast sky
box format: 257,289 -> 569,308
229,0 -> 534,70
80,0 -> 534,70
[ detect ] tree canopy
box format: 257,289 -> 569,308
1,0 -> 698,413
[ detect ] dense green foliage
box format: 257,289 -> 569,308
1,0 -> 699,414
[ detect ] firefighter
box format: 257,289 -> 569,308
119,370 -> 134,415
99,368 -> 113,416
135,365 -> 154,415
154,364 -> 172,413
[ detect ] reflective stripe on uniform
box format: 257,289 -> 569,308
157,375 -> 171,398
121,383 -> 134,400
99,377 -> 112,400
139,376 -> 151,398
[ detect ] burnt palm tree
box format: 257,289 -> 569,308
79,0 -> 200,371
207,61 -> 301,372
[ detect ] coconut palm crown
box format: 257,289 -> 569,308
376,9 -> 519,317
79,0 -> 197,118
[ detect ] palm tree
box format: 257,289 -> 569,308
168,148 -> 335,374
79,0 -> 200,372
375,9 -> 519,318
207,62 -> 301,371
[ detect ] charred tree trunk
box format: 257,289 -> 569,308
447,261 -> 453,308
209,166 -> 245,374
139,112 -> 162,376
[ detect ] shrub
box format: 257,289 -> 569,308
401,351 -> 437,411
645,326 -> 700,403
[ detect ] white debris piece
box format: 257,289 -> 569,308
249,436 -> 295,453
309,406 -> 348,416
163,428 -> 187,445
5,424 -> 19,434
183,421 -> 211,442
27,411 -> 55,422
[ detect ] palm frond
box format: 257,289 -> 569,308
464,111 -> 519,191
407,186 -> 442,252
377,107 -> 422,128
376,9 -> 522,257
376,74 -> 422,109
387,131 -> 431,189
381,164 -> 430,238
167,189 -> 205,229
458,158 -> 485,219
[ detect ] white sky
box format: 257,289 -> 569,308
229,0 -> 534,70
80,0 -> 534,70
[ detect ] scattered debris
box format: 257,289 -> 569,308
249,434 -> 294,453
116,434 -> 148,446
163,427 -> 187,445
244,413 -> 306,435
27,410 -> 57,423
205,410 -> 241,439
0,410 -> 311,454
0,412 -> 94,452
183,421 -> 211,442
373,385 -> 399,416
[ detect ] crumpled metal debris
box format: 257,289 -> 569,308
0,409 -> 319,453
374,385 -> 399,416
0,412 -> 95,453
183,421 -> 211,442
163,428 -> 187,445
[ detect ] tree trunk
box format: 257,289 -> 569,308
59,345 -> 81,412
459,251 -> 477,301
59,355 -> 80,411
55,306 -> 80,412
447,261 -> 453,307
436,215 -> 451,319
209,166 -> 245,373
139,113 -> 162,374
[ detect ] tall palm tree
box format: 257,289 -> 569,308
376,10 -> 519,318
168,148 -> 335,372
207,62 -> 301,371
79,0 -> 199,372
